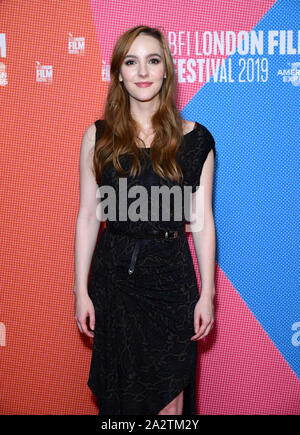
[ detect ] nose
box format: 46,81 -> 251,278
138,61 -> 149,77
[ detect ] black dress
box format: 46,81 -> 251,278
87,119 -> 216,415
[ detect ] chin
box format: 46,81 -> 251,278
133,96 -> 159,103
131,87 -> 162,100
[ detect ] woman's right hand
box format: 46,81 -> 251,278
74,292 -> 95,338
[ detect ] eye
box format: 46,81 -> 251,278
124,58 -> 161,66
125,60 -> 135,65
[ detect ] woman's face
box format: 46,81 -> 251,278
119,33 -> 166,103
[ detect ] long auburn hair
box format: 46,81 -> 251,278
92,25 -> 185,186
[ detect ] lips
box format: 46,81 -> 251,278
135,82 -> 153,87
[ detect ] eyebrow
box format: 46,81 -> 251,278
124,53 -> 162,59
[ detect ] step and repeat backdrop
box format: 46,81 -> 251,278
0,0 -> 299,415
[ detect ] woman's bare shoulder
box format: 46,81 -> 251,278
81,123 -> 97,156
84,122 -> 97,140
182,119 -> 196,135
84,122 -> 97,138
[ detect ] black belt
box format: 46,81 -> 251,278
106,225 -> 183,275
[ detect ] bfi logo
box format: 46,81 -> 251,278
0,33 -> 6,57
36,61 -> 53,83
0,34 -> 7,86
0,62 -> 7,86
68,33 -> 85,55
102,60 -> 110,81
0,322 -> 5,347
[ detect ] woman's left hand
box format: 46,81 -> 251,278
190,294 -> 215,341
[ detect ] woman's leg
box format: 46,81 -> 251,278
157,390 -> 184,415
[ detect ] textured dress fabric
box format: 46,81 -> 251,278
87,119 -> 216,415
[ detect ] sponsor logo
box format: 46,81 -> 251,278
291,322 -> 300,347
277,62 -> 300,86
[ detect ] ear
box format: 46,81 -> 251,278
119,72 -> 122,82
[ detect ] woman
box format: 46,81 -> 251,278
74,25 -> 216,415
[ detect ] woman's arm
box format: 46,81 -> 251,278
189,149 -> 216,341
73,123 -> 103,337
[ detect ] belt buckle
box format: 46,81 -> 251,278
165,230 -> 178,240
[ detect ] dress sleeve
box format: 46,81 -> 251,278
95,118 -> 104,142
188,123 -> 216,193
